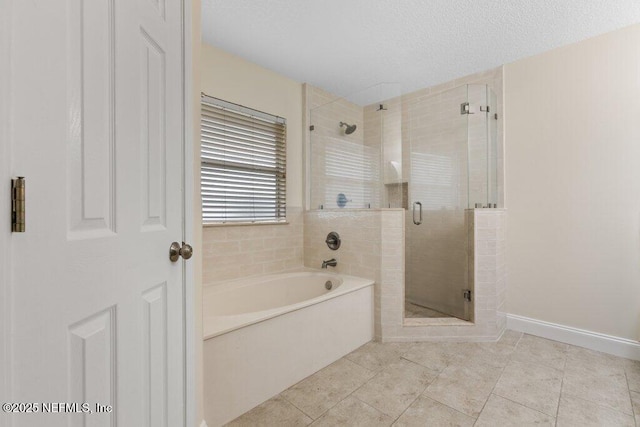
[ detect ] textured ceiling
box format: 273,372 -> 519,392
202,1 -> 640,101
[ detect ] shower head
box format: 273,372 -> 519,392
339,121 -> 357,135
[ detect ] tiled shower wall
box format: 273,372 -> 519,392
303,210 -> 381,282
304,209 -> 407,339
475,209 -> 507,332
303,208 -> 507,342
202,207 -> 304,286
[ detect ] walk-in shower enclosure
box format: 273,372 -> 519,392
307,83 -> 498,323
405,84 -> 498,321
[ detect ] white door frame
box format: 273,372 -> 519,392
0,0 -> 197,424
0,0 -> 13,425
182,0 -> 197,425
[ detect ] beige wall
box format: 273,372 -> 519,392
200,44 -> 305,286
504,24 -> 640,340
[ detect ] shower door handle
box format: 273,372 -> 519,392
412,201 -> 422,225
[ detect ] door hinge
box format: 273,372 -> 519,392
309,125 -> 315,131
11,176 -> 25,232
462,289 -> 472,302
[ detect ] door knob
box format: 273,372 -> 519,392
170,241 -> 193,262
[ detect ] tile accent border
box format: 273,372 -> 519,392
506,313 -> 640,361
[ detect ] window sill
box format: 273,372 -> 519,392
203,220 -> 289,228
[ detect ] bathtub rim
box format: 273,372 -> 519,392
203,269 -> 374,340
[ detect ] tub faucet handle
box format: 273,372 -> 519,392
321,258 -> 337,269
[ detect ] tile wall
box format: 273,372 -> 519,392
303,210 -> 381,281
202,207 -> 304,286
304,209 -> 408,340
380,209 -> 506,342
475,209 -> 507,332
303,207 -> 508,342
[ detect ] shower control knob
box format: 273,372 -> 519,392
325,232 -> 341,250
170,241 -> 194,262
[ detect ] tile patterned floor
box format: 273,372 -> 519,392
225,331 -> 640,426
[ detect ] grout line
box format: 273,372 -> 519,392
325,369 -> 383,420
316,359 -> 379,419
493,394 -> 559,420
560,357 -> 634,416
349,395 -> 397,425
399,354 -> 445,375
512,330 -> 523,348
413,394 -> 477,424
563,393 -> 636,420
554,375 -> 565,427
491,383 -> 561,419
349,347 -> 445,424
389,355 -> 444,425
554,343 -> 572,427
388,384 -> 428,425
408,357 -> 482,422
472,361 -> 509,426
280,393 -> 317,422
280,357 -> 377,422
623,368 -> 638,427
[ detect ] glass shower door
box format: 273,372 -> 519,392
405,85 -> 471,320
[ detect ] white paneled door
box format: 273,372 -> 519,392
6,0 -> 187,426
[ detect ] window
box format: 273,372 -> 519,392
200,95 -> 286,224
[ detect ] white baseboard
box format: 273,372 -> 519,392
506,313 -> 640,361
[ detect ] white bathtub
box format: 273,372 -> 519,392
203,270 -> 374,426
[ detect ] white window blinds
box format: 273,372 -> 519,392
201,95 -> 287,224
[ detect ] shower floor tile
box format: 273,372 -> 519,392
223,331 -> 638,426
404,302 -> 453,318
